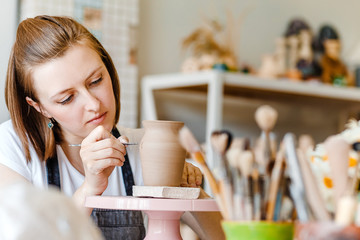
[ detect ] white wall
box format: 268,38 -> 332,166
0,1 -> 18,123
138,0 -> 360,143
139,0 -> 360,75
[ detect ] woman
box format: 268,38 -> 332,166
0,15 -> 210,239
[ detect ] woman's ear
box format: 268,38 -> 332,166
25,96 -> 51,118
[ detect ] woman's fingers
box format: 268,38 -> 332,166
83,147 -> 125,163
181,162 -> 203,187
78,126 -> 132,196
118,136 -> 129,144
187,164 -> 197,187
181,164 -> 189,187
81,137 -> 127,156
85,158 -> 124,175
81,125 -> 112,145
194,166 -> 203,186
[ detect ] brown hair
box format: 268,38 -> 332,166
5,15 -> 121,162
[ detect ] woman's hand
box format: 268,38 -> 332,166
181,161 -> 203,187
79,126 -> 127,196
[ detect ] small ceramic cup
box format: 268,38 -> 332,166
221,221 -> 294,240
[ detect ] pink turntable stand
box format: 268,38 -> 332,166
85,196 -> 219,240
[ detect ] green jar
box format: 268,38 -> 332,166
221,221 -> 294,240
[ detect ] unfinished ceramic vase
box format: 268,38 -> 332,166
139,120 -> 186,186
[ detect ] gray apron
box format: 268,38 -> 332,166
46,128 -> 146,240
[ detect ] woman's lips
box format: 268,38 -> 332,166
87,112 -> 107,124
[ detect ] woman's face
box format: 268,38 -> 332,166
29,44 -> 116,144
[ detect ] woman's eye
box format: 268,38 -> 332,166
59,95 -> 73,105
90,77 -> 103,86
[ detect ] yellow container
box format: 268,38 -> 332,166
221,221 -> 294,240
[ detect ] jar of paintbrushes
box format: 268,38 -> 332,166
179,105 -> 295,240
180,106 -> 360,240
217,105 -> 294,240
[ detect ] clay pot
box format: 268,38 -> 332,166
139,120 -> 186,186
295,221 -> 360,240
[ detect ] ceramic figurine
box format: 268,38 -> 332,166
258,54 -> 278,79
199,53 -> 217,70
274,37 -> 287,76
181,57 -> 201,72
284,18 -> 316,80
316,25 -> 352,86
287,35 -> 300,71
298,30 -> 313,62
296,30 -> 322,80
284,18 -> 310,38
139,120 -> 186,187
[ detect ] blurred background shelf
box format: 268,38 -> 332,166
142,71 -> 360,151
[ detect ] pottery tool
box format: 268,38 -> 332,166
298,134 -> 315,156
132,186 -> 200,199
283,133 -> 309,222
254,105 -> 278,168
323,135 -> 350,209
266,143 -> 285,221
210,130 -> 234,219
251,164 -> 261,221
296,149 -> 331,221
69,143 -> 137,147
226,147 -> 244,220
210,130 -> 233,180
335,195 -> 357,226
272,175 -> 286,221
334,141 -> 360,226
179,126 -> 227,218
238,150 -> 254,220
254,105 -> 278,220
279,195 -> 294,221
355,195 -> 360,226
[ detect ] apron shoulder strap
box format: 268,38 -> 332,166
46,154 -> 61,190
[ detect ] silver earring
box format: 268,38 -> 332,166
48,118 -> 54,129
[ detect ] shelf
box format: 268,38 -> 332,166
224,72 -> 360,103
141,70 -> 360,167
141,70 -> 360,193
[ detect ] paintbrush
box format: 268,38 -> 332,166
266,143 -> 285,221
210,130 -> 233,180
210,130 -> 233,219
334,141 -> 360,226
254,105 -> 278,219
226,146 -> 244,220
297,148 -> 331,221
298,134 -> 315,156
254,105 -> 278,169
336,195 -> 357,226
238,150 -> 254,220
283,133 -> 309,222
179,126 -> 227,218
251,165 -> 261,221
324,135 -> 350,209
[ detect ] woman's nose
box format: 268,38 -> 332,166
83,91 -> 100,111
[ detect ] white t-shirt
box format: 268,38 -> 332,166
0,120 -> 144,197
